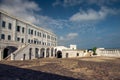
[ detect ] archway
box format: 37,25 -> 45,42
29,48 -> 32,60
3,46 -> 17,59
3,48 -> 9,58
35,48 -> 39,58
57,51 -> 62,58
40,48 -> 45,58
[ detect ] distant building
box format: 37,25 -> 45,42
0,10 -> 57,60
96,48 -> 120,57
54,45 -> 93,58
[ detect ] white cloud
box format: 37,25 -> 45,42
0,0 -> 69,32
52,0 -> 61,6
60,32 -> 78,41
53,0 -> 120,7
69,7 -> 119,22
0,0 -> 41,24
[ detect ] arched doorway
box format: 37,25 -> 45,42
29,48 -> 32,60
3,48 -> 9,58
40,48 -> 45,58
57,51 -> 62,58
3,46 -> 17,59
35,48 -> 39,58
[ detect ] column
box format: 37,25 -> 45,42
11,53 -> 15,60
49,48 -> 51,58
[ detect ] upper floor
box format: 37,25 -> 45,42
0,10 -> 57,47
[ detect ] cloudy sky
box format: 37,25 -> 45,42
0,0 -> 120,49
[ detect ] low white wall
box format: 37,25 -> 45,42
96,48 -> 120,57
62,50 -> 84,58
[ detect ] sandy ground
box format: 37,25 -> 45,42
0,56 -> 120,80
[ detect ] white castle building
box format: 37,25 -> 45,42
0,10 -> 119,61
96,48 -> 120,57
0,10 -> 57,60
54,45 -> 93,58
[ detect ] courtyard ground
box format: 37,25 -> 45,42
0,56 -> 120,80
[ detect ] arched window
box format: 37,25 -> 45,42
8,35 -> 11,40
1,34 -> 5,39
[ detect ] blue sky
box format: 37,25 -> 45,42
0,0 -> 120,49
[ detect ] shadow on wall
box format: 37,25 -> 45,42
0,63 -> 79,80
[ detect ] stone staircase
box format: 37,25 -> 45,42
4,44 -> 30,60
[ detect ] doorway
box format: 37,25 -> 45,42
57,51 -> 62,58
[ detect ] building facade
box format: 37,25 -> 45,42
54,45 -> 93,58
0,10 -> 57,60
96,48 -> 120,57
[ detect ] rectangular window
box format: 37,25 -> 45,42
28,29 -> 31,34
31,30 -> 33,35
8,23 -> 12,29
35,31 -> 36,36
1,34 -> 5,39
37,32 -> 39,36
21,38 -> 24,43
39,33 -> 41,37
8,35 -> 11,40
2,21 -> 6,28
17,37 -> 20,41
22,27 -> 24,33
16,26 -> 20,32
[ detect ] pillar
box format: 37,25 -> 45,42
49,48 -> 51,58
11,53 -> 15,60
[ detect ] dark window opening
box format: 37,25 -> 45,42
21,38 -> 24,43
31,30 -> 33,35
8,35 -> 11,40
35,31 -> 36,36
57,51 -> 62,58
17,37 -> 20,41
8,23 -> 12,29
29,48 -> 32,60
77,53 -> 79,56
1,34 -> 5,39
16,26 -> 20,32
2,21 -> 6,28
22,27 -> 24,33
